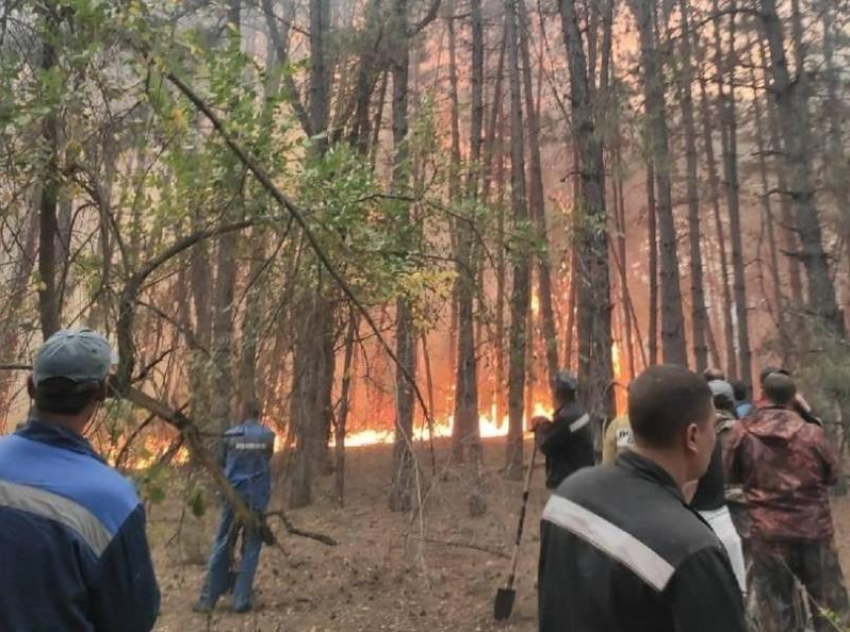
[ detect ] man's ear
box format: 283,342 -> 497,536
684,422 -> 699,454
95,380 -> 108,403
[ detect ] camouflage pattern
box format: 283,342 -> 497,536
749,537 -> 849,632
723,406 -> 839,541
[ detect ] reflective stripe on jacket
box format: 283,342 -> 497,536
222,418 -> 275,509
539,451 -> 746,632
0,420 -> 160,632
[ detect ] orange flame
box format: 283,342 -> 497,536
332,401 -> 551,449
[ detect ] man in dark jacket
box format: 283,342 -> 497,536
194,402 -> 275,614
725,372 -> 848,632
0,329 -> 160,632
531,371 -> 594,489
539,365 -> 746,632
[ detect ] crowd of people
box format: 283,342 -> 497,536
536,364 -> 849,632
0,328 -> 847,632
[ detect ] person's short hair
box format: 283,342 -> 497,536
763,373 -> 797,406
759,366 -> 790,384
244,400 -> 262,420
703,367 -> 726,382
34,377 -> 100,415
628,365 -> 714,448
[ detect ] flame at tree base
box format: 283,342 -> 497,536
334,402 -> 550,449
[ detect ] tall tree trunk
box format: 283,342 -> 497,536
349,0 -> 382,152
38,8 -> 60,339
647,162 -> 659,367
520,5 -> 559,388
288,291 -> 334,508
505,0 -> 530,479
675,0 -> 708,372
748,44 -> 788,352
613,144 -> 636,378
481,28 -> 506,202
713,0 -> 752,386
452,0 -> 486,516
757,33 -> 804,325
238,231 -> 265,410
695,40 -> 736,376
629,0 -> 687,366
210,1 -> 243,435
0,209 -> 38,419
759,0 -> 846,337
310,0 -> 330,155
818,0 -> 850,332
468,0 -> 484,195
560,0 -> 614,433
388,0 -> 418,511
494,115 -> 507,427
335,309 -> 358,507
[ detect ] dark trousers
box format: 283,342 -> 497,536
751,537 -> 849,632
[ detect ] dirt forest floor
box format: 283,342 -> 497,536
147,436 -> 850,632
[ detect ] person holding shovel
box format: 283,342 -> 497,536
538,365 -> 746,632
194,401 -> 275,614
531,370 -> 594,490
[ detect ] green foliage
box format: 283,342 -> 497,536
186,482 -> 206,518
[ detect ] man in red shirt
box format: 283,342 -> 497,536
724,372 -> 848,632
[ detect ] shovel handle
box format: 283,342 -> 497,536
505,442 -> 538,589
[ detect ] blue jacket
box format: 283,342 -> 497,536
222,418 -> 275,510
0,420 -> 160,632
735,401 -> 754,419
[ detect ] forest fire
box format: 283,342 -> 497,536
335,401 -> 551,448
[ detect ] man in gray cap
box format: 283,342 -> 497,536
531,370 -> 595,489
0,329 -> 160,632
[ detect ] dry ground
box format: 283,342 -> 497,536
147,436 -> 850,632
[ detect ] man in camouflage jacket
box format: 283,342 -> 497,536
724,373 -> 848,632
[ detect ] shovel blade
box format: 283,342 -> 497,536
494,588 -> 516,621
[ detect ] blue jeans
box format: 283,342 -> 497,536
197,503 -> 265,610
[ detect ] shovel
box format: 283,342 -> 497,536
494,442 -> 538,621
225,521 -> 242,593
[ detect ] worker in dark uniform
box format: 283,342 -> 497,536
531,371 -> 594,489
539,365 -> 747,632
194,402 -> 275,614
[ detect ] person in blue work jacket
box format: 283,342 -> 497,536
0,329 -> 160,632
194,401 -> 275,614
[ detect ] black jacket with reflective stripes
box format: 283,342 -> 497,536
538,451 -> 746,632
537,401 -> 594,489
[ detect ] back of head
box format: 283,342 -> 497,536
763,373 -> 797,407
759,366 -> 790,385
243,399 -> 262,421
703,367 -> 726,382
33,377 -> 100,415
629,365 -> 714,448
30,328 -> 114,419
553,370 -> 578,404
709,380 -> 736,413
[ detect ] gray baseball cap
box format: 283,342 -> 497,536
708,379 -> 735,403
32,329 -> 117,387
553,370 -> 579,392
